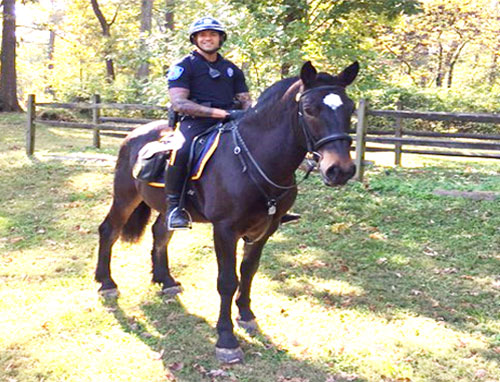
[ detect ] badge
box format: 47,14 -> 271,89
167,65 -> 184,81
226,67 -> 234,78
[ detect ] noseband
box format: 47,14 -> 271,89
297,85 -> 353,153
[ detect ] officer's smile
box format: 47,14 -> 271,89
195,31 -> 221,53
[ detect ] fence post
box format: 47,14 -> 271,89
92,94 -> 101,148
354,99 -> 368,182
26,94 -> 36,156
394,100 -> 403,166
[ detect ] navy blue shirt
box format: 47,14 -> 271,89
167,51 -> 248,110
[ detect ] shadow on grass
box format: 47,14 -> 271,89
0,157 -> 110,280
101,294 -> 366,382
0,344 -> 52,382
258,169 -> 499,346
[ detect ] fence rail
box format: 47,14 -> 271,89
353,101 -> 500,179
26,94 -> 500,182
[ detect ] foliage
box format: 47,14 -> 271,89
15,0 -> 500,131
1,115 -> 499,381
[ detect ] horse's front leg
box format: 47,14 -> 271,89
235,220 -> 279,334
151,214 -> 182,295
213,223 -> 243,364
235,240 -> 267,334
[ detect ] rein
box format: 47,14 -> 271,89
226,84 -> 351,216
228,122 -> 314,215
297,85 -> 353,154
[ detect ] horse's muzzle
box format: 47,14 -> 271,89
321,162 -> 356,186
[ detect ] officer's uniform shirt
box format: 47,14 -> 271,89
167,51 -> 248,115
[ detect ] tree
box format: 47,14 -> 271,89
90,0 -> 119,82
377,0 -> 499,89
0,0 -> 22,111
136,0 -> 154,80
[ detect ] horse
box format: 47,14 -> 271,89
95,60 -> 359,363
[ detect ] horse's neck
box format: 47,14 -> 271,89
237,105 -> 306,185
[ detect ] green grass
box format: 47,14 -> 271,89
1,113 -> 499,382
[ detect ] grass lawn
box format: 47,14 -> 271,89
1,113 -> 499,382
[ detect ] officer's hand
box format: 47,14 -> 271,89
225,109 -> 245,121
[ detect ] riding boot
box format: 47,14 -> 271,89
165,164 -> 191,230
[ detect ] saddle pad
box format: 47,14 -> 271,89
141,127 -> 223,187
190,128 -> 222,180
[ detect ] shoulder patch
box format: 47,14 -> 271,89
226,67 -> 234,78
167,65 -> 185,81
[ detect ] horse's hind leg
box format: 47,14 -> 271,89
95,197 -> 141,295
151,214 -> 182,295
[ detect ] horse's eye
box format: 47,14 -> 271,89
303,106 -> 316,115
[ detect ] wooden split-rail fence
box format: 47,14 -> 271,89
26,94 -> 500,182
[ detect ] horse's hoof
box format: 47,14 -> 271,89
237,318 -> 259,335
99,288 -> 119,298
215,347 -> 244,364
161,285 -> 183,297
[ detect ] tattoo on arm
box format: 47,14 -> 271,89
169,87 -> 227,119
235,92 -> 252,110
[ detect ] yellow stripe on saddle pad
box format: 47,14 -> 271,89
190,129 -> 222,180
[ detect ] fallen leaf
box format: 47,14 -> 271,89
339,264 -> 349,272
193,363 -> 207,374
369,232 -> 387,241
207,369 -> 228,378
474,369 -> 487,379
326,372 -> 359,381
152,349 -> 164,360
168,362 -> 184,372
331,223 -> 350,234
424,247 -> 438,257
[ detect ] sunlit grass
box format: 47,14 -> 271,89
1,113 -> 499,382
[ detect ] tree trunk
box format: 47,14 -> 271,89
435,43 -> 444,87
165,0 -> 174,31
447,41 -> 467,88
90,0 -> 116,82
136,0 -> 154,81
45,29 -> 56,95
488,53 -> 498,86
279,0 -> 307,78
0,0 -> 22,112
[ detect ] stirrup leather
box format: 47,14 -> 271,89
167,207 -> 192,230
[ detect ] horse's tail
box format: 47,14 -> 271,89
120,201 -> 151,243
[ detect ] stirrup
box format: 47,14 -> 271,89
167,207 -> 192,231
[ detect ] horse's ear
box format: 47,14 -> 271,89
300,61 -> 317,87
337,61 -> 359,86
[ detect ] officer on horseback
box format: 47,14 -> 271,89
165,16 -> 300,231
165,16 -> 251,230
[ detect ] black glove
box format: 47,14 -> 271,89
225,109 -> 245,121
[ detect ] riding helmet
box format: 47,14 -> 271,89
189,17 -> 227,44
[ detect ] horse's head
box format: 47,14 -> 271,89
298,61 -> 359,186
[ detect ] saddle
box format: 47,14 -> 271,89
133,123 -> 226,187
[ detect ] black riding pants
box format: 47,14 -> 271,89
169,118 -> 219,169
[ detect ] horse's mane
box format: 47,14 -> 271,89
242,77 -> 300,128
242,72 -> 341,129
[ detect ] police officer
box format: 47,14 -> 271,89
165,16 -> 251,230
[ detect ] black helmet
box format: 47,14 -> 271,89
189,17 -> 227,44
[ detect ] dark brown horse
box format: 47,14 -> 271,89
95,61 -> 359,363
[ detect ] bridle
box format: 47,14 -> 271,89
297,85 -> 353,154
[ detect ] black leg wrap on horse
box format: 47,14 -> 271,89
165,164 -> 191,230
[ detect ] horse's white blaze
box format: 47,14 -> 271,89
323,93 -> 343,110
